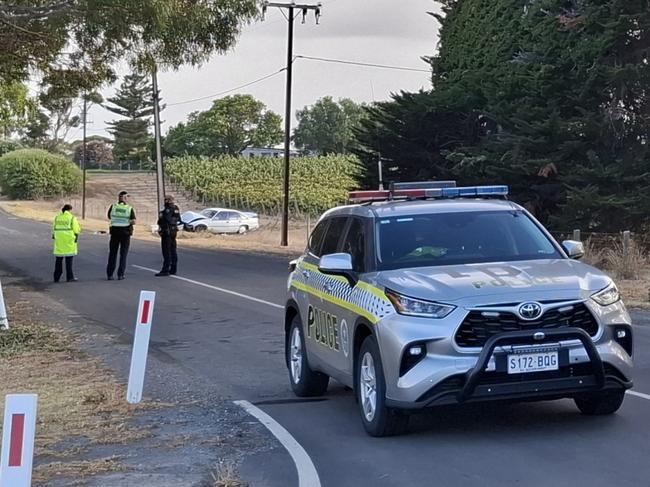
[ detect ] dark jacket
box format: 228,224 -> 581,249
158,203 -> 180,236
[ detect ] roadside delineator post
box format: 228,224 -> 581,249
126,291 -> 156,404
0,279 -> 8,330
0,394 -> 38,487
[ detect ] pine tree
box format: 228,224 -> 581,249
105,73 -> 155,169
355,0 -> 650,232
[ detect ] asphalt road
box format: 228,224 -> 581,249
1,210 -> 649,487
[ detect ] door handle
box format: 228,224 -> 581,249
323,283 -> 333,293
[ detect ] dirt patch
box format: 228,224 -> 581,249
0,285 -> 150,485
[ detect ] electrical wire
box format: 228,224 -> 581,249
295,55 -> 430,73
166,68 -> 287,107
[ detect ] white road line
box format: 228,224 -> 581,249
234,400 -> 321,487
132,265 -> 283,309
626,390 -> 650,401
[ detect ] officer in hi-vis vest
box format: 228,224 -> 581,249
106,190 -> 136,280
52,204 -> 81,282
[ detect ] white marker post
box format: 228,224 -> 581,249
126,291 -> 156,404
0,279 -> 8,330
0,394 -> 38,487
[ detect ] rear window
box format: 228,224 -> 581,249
376,210 -> 561,270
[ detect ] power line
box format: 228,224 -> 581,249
295,55 -> 431,73
166,68 -> 286,107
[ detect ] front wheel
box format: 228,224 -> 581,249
356,336 -> 408,437
575,390 -> 626,415
286,315 -> 329,397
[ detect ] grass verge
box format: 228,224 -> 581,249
0,287 -> 150,485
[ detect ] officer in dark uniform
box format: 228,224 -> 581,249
155,195 -> 181,277
106,190 -> 136,280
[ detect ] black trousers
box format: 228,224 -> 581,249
54,256 -> 74,282
107,232 -> 131,277
160,232 -> 178,273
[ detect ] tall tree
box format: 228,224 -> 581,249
0,1 -> 258,91
164,94 -> 283,157
355,0 -> 650,232
294,97 -> 367,155
105,73 -> 155,168
0,82 -> 36,139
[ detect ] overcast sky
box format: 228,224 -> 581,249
80,0 -> 440,141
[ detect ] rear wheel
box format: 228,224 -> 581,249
575,390 -> 625,415
356,335 -> 409,437
287,315 -> 329,397
237,225 -> 248,234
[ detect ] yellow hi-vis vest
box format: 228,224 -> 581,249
110,203 -> 133,227
52,211 -> 81,256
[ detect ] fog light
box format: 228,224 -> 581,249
614,326 -> 633,357
400,342 -> 427,377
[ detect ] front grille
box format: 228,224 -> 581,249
455,303 -> 599,348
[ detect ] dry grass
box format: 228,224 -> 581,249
210,461 -> 246,487
0,292 -> 151,484
604,240 -> 649,280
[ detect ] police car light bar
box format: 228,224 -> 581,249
348,185 -> 508,203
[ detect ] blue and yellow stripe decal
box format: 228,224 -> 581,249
291,262 -> 394,324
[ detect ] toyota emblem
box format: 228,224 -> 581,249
518,302 -> 542,320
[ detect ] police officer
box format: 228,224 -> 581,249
52,204 -> 81,282
106,190 -> 136,280
155,195 -> 180,277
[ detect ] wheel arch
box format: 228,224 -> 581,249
285,300 -> 301,369
353,318 -> 375,392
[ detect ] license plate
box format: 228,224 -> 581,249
507,351 -> 558,374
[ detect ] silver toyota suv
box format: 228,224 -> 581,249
284,183 -> 633,436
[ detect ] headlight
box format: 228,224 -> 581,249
385,289 -> 455,319
591,282 -> 620,306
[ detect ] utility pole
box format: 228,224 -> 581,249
152,64 -> 165,211
81,95 -> 88,219
377,153 -> 383,190
262,1 -> 322,246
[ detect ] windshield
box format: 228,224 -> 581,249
201,209 -> 218,218
376,210 -> 561,270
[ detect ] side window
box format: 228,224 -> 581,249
320,217 -> 348,256
341,218 -> 366,272
308,221 -> 328,257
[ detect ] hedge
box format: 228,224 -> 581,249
0,149 -> 81,199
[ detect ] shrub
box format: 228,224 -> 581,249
0,139 -> 22,157
0,149 -> 81,199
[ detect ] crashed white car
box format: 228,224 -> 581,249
181,208 -> 260,234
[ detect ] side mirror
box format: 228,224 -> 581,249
319,253 -> 357,286
562,240 -> 585,259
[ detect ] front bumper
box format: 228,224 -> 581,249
377,302 -> 633,409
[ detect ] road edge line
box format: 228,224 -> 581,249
626,390 -> 650,401
234,400 -> 320,487
132,265 -> 283,309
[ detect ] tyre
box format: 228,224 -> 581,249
194,225 -> 208,233
237,225 -> 248,234
287,315 -> 329,397
356,335 -> 409,437
575,390 -> 626,415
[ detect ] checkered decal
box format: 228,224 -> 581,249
293,263 -> 394,323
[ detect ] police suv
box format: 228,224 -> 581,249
284,182 -> 633,436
